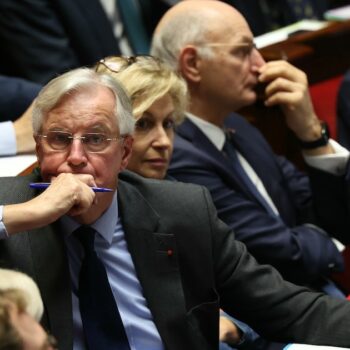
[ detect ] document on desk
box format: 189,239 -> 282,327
285,344 -> 349,350
325,5 -> 350,21
0,154 -> 37,177
255,20 -> 329,48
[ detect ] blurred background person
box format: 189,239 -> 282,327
0,76 -> 41,156
0,0 -> 171,84
2,0 -> 348,85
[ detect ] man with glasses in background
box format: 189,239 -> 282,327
151,0 -> 350,316
3,66 -> 350,350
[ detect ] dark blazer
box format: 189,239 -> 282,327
0,0 -> 120,84
337,70 -> 350,150
169,115 -> 348,287
0,76 -> 42,122
1,171 -> 350,349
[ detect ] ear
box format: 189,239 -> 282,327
119,135 -> 134,171
34,135 -> 42,166
178,46 -> 202,84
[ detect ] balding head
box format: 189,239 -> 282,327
151,0 -> 250,70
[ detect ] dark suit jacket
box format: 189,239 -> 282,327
337,70 -> 350,150
0,0 -> 120,84
169,115 -> 348,287
1,171 -> 350,349
0,76 -> 42,122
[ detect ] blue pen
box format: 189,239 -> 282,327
29,182 -> 113,193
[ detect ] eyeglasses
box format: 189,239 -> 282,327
198,42 -> 257,59
37,131 -> 124,153
95,55 -> 160,74
201,42 -> 256,49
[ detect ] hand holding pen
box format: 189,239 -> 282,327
30,182 -> 113,192
4,173 -> 102,235
29,173 -> 108,219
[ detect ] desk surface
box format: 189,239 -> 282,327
259,20 -> 350,84
0,154 -> 37,177
285,345 -> 349,350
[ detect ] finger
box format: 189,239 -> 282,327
265,91 -> 303,109
68,190 -> 96,216
265,78 -> 306,100
259,61 -> 307,84
72,173 -> 97,187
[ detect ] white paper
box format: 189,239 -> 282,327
285,344 -> 350,350
0,154 -> 37,177
324,5 -> 350,21
255,20 -> 329,48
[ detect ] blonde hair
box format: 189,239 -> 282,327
0,289 -> 26,349
0,269 -> 43,322
94,56 -> 188,124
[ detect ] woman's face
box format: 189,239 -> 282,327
127,94 -> 175,179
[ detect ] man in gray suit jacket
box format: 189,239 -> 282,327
1,67 -> 350,350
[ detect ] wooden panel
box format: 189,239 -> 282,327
19,161 -> 38,176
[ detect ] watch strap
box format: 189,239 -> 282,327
298,122 -> 330,149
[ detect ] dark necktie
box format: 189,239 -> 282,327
223,131 -> 277,217
75,226 -> 130,350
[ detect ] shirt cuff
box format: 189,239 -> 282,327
303,139 -> 350,176
332,238 -> 345,252
0,206 -> 9,239
0,121 -> 17,156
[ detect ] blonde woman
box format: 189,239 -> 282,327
95,55 -> 187,180
95,55 -> 265,350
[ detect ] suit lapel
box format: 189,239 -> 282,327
29,223 -> 73,350
118,178 -> 190,349
177,118 -> 262,202
226,119 -> 285,212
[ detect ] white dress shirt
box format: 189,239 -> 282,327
0,121 -> 16,156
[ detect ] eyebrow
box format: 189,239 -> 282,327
203,35 -> 255,48
203,42 -> 255,48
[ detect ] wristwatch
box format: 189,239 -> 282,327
298,121 -> 330,149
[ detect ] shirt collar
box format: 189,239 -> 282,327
186,113 -> 226,151
61,190 -> 119,246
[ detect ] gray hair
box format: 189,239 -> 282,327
150,12 -> 215,71
32,67 -> 135,135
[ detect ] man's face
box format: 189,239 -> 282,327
36,86 -> 132,191
197,13 -> 266,113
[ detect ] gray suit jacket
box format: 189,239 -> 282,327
1,171 -> 350,349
